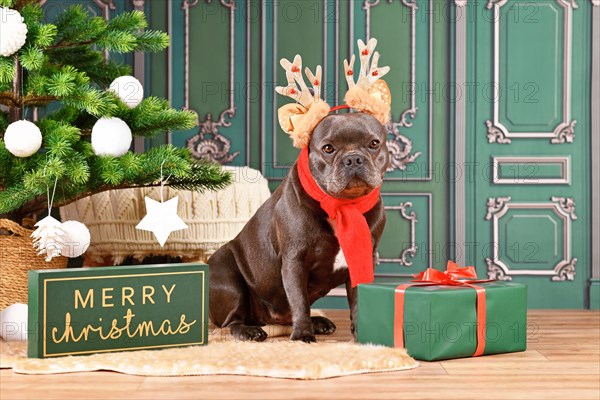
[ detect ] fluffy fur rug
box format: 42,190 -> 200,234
0,332 -> 417,379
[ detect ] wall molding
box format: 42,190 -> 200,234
182,0 -> 240,164
93,0 -> 116,18
485,0 -> 578,144
492,156 -> 571,185
378,193 -> 433,271
485,196 -> 577,281
264,0 -> 335,176
454,0 -> 468,263
378,202 -> 418,266
364,0 -> 432,178
592,1 -> 600,289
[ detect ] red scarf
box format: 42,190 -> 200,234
296,147 -> 381,287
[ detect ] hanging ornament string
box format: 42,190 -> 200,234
159,160 -> 172,204
31,174 -> 65,261
20,61 -> 28,121
44,164 -> 91,259
19,59 -> 25,103
136,160 -> 188,247
46,174 -> 58,214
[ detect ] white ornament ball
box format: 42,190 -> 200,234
0,7 -> 28,57
109,75 -> 144,108
4,120 -> 42,157
91,117 -> 132,157
60,220 -> 91,258
0,303 -> 28,342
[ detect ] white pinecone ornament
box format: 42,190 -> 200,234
31,216 -> 65,262
0,7 -> 28,57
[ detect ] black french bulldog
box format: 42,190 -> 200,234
208,112 -> 388,342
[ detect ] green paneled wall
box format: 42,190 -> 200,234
465,0 -> 591,308
47,0 -> 595,309
147,0 -> 451,307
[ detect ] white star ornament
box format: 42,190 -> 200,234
135,196 -> 188,246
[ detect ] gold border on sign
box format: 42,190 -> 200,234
43,270 -> 206,357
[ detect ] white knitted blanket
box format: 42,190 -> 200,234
59,166 -> 271,265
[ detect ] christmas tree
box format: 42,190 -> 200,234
0,0 -> 231,225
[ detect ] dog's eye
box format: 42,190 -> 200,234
322,144 -> 335,154
369,140 -> 380,149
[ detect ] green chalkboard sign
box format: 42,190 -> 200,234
28,263 -> 208,358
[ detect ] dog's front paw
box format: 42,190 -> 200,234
230,324 -> 268,342
311,316 -> 337,335
350,322 -> 357,340
290,326 -> 317,343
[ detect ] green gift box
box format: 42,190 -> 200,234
357,280 -> 527,361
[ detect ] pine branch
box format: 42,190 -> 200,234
0,91 -> 19,107
107,10 -> 147,32
22,94 -> 59,106
13,0 -> 37,11
168,161 -> 232,192
47,40 -> 94,51
0,2 -> 232,222
19,45 -> 45,71
0,184 -> 36,215
133,30 -> 170,53
0,139 -> 12,182
96,30 -> 138,54
59,87 -> 117,117
114,97 -> 198,136
0,111 -> 7,133
0,0 -> 38,11
28,23 -> 58,48
0,142 -> 232,217
0,57 -> 15,84
53,5 -> 107,47
47,49 -> 131,86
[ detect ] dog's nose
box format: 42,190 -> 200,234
342,153 -> 365,168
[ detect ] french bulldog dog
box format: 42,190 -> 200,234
208,112 -> 388,342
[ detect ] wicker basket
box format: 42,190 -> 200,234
0,218 -> 67,309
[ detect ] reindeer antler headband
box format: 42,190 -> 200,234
276,38 -> 392,148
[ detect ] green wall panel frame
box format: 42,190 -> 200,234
145,1 -> 250,164
115,0 -> 594,309
366,0 -> 431,181
464,0 -> 591,308
377,193 -> 432,274
499,2 -> 565,133
141,0 -> 451,308
261,0 -> 334,180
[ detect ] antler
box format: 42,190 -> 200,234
275,55 -> 330,148
275,55 -> 323,108
274,38 -> 392,147
343,38 -> 390,90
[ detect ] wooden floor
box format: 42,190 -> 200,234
1,310 -> 599,400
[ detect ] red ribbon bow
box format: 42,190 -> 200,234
394,261 -> 492,357
412,260 -> 481,284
